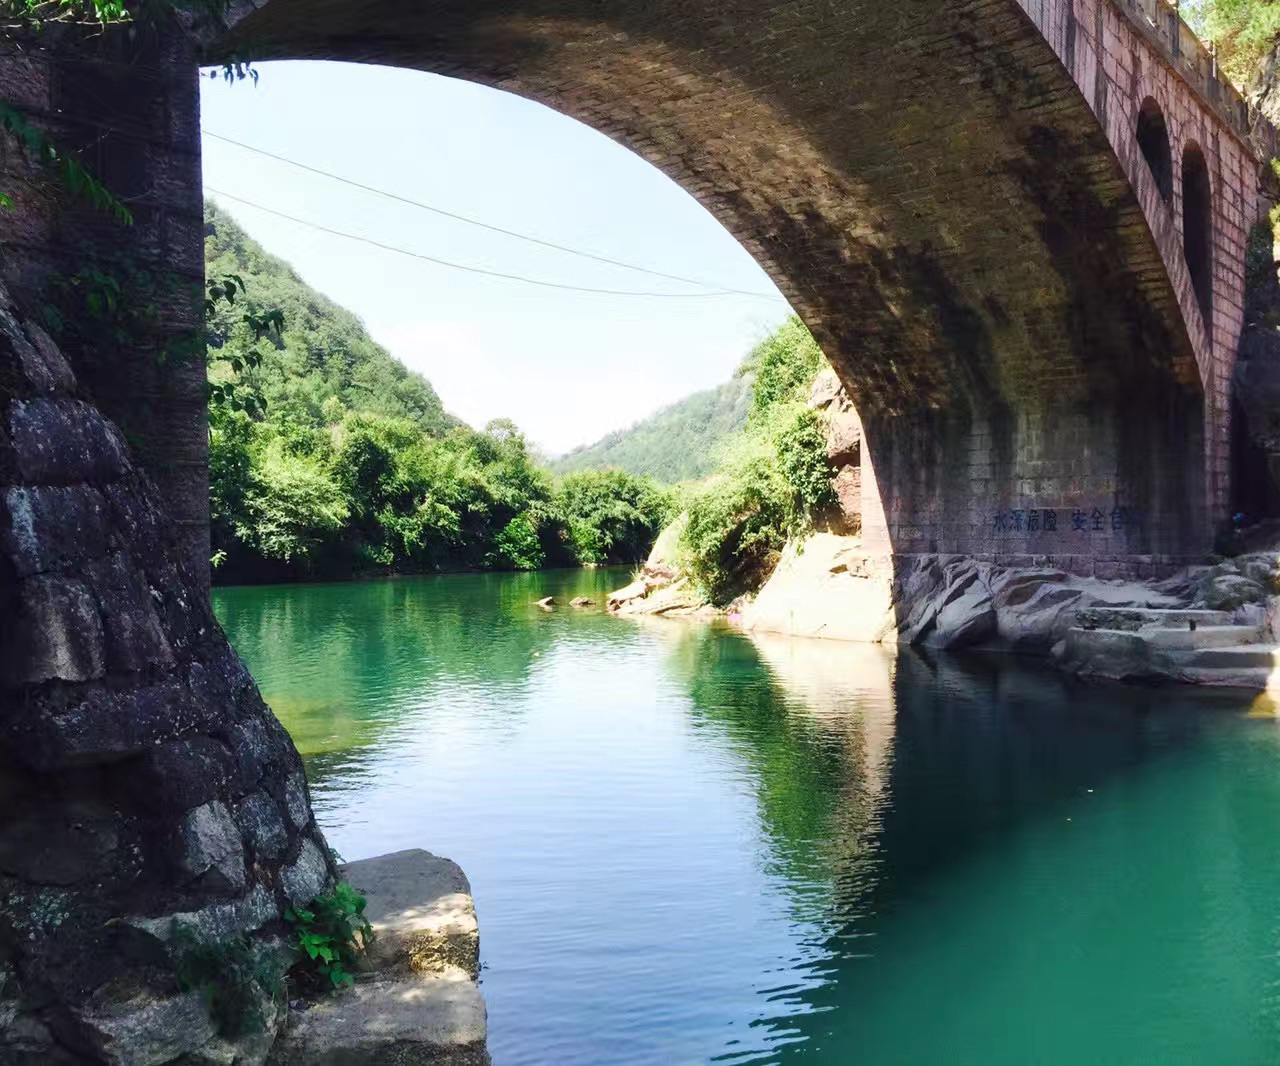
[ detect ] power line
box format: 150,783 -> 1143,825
202,129 -> 782,300
206,186 -> 777,300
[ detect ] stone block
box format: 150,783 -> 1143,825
23,322 -> 76,392
282,771 -> 311,832
2,575 -> 105,685
125,884 -> 279,947
64,987 -> 217,1066
340,850 -> 480,979
8,398 -> 129,485
280,838 -> 331,907
173,801 -> 246,893
222,710 -> 298,796
5,677 -> 223,771
84,552 -> 174,671
136,737 -> 235,813
0,806 -> 119,886
233,792 -> 289,862
268,972 -> 488,1066
2,485 -> 110,578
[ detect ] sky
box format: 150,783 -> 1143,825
200,62 -> 790,456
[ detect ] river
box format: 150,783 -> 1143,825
213,566 -> 1280,1065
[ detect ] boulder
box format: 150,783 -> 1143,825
1056,627 -> 1153,681
741,534 -> 897,641
606,579 -> 647,611
569,597 -> 594,609
1235,552 -> 1280,589
927,566 -> 996,649
807,367 -> 843,409
534,596 -> 554,610
1199,572 -> 1267,611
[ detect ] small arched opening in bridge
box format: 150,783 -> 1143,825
1136,98 -> 1173,202
1182,142 -> 1214,329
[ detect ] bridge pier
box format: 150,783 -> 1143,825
0,27 -> 209,584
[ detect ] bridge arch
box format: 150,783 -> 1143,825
1137,97 -> 1174,203
1182,141 -> 1214,332
198,0 -> 1267,565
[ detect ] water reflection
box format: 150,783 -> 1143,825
216,574 -> 1280,1066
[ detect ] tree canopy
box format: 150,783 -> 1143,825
206,201 -> 672,583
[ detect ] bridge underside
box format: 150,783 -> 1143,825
219,0 -> 1209,563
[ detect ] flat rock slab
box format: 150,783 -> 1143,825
340,850 -> 479,978
269,973 -> 489,1066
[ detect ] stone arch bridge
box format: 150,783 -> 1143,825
7,0 -> 1274,574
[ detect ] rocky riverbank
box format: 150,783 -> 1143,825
608,529 -> 1280,693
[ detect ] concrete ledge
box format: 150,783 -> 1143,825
269,973 -> 489,1066
269,849 -> 488,1066
340,849 -> 480,979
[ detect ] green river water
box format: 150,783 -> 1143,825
213,566 -> 1280,1065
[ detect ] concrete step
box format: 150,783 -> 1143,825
270,971 -> 488,1066
1185,644 -> 1280,670
1147,625 -> 1263,651
1081,606 -> 1233,629
1173,666 -> 1280,691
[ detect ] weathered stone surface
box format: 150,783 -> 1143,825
280,839 -> 330,906
136,737 -> 235,812
85,552 -> 175,671
1235,552 -> 1280,589
0,807 -> 118,886
569,597 -> 594,608
126,884 -> 279,947
930,577 -> 997,650
22,322 -> 76,393
1199,572 -> 1268,611
173,802 -> 246,893
340,850 -> 479,978
234,792 -> 289,862
282,771 -> 311,831
65,987 -> 218,1066
4,676 -> 223,771
175,993 -> 282,1066
1056,628 -> 1154,681
741,534 -> 896,642
2,485 -> 110,577
8,398 -> 128,485
2,574 -> 105,684
268,972 -> 489,1066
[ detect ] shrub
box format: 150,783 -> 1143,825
174,932 -> 282,1037
775,407 -> 837,516
682,450 -> 792,603
492,514 -> 545,570
285,881 -> 374,991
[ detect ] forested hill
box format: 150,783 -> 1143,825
204,201 -> 671,584
552,375 -> 752,483
204,200 -> 454,435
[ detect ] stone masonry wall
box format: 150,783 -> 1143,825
0,28 -> 209,584
0,284 -> 332,1063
